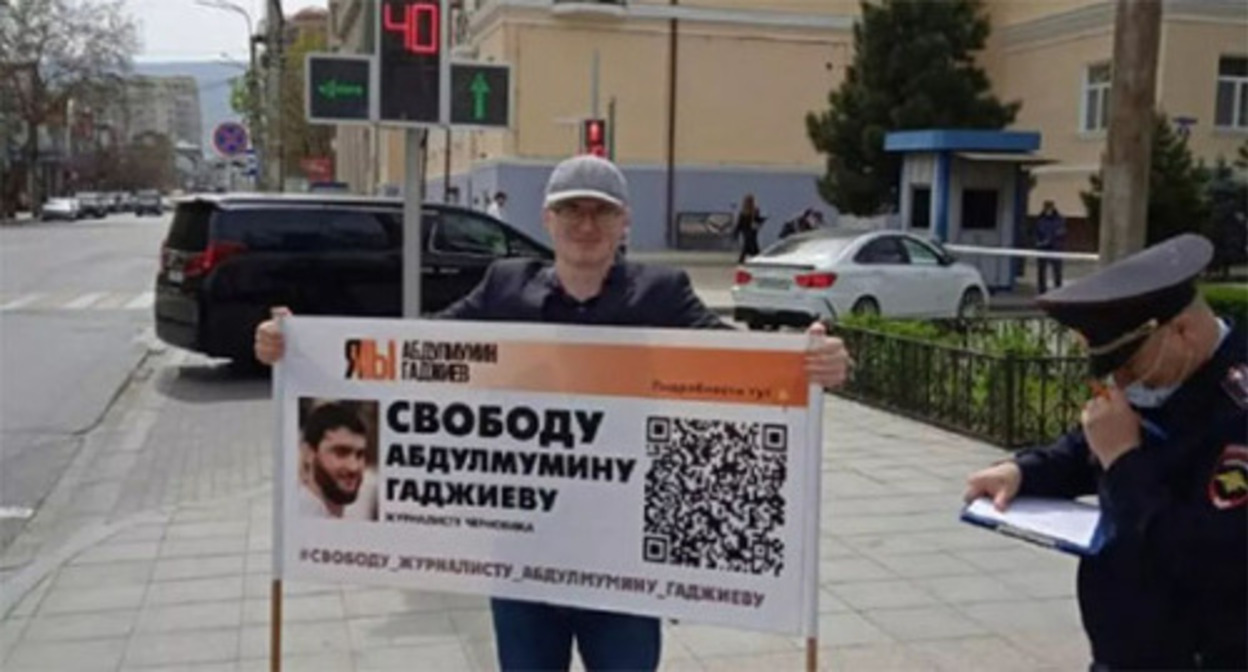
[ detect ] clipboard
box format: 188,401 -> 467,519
960,496 -> 1107,557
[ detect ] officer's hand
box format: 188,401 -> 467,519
254,306 -> 291,366
963,462 -> 1022,511
1081,386 -> 1141,469
804,321 -> 852,390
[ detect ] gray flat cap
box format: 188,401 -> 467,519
543,155 -> 629,208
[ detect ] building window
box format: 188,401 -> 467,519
1082,62 -> 1112,133
1215,56 -> 1248,129
910,186 -> 931,230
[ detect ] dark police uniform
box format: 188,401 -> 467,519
1015,234 -> 1248,669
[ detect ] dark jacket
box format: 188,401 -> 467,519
1014,322 -> 1248,669
438,258 -> 732,330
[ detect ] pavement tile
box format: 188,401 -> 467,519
38,584 -> 146,615
921,574 -> 1022,605
164,521 -> 249,541
996,568 -> 1077,599
346,612 -> 461,649
244,593 -> 345,625
839,532 -> 942,557
21,610 -> 136,641
828,580 -> 939,610
5,576 -> 52,619
245,551 -> 272,575
4,637 -> 126,671
52,560 -> 153,589
448,608 -> 494,641
159,535 -> 248,559
819,643 -> 933,671
134,601 -> 243,633
816,587 -> 852,614
672,623 -> 802,658
144,575 -> 244,606
151,554 -> 246,582
173,505 -> 253,524
106,523 -> 166,545
863,606 -> 991,641
342,587 -> 447,617
816,536 -> 858,559
815,611 -> 894,648
697,649 -> 809,672
242,620 -> 353,658
871,552 -> 982,579
958,599 -> 1085,635
954,547 -> 1073,574
68,541 -> 161,566
461,635 -> 498,672
239,651 -> 354,672
353,642 -> 474,671
122,663 -> 239,672
819,557 -> 895,584
122,628 -> 238,667
1006,631 -> 1093,669
0,616 -> 31,658
907,635 -> 1046,672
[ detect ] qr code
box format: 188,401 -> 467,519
642,416 -> 788,577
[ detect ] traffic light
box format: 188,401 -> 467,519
582,118 -> 607,157
377,0 -> 447,125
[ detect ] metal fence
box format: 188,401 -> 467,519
831,317 -> 1089,449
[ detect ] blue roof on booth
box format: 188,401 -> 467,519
884,130 -> 1041,153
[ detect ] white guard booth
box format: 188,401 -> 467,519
883,130 -> 1052,291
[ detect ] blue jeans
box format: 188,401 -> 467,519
490,598 -> 661,671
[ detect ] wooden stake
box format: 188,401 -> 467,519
270,579 -> 283,672
807,636 -> 818,671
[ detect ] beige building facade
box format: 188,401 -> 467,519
327,0 -> 1248,251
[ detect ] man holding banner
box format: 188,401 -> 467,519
256,154 -> 851,672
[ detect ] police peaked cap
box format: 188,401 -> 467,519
1036,233 -> 1213,377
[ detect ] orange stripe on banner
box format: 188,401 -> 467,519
468,343 -> 808,407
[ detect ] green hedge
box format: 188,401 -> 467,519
831,316 -> 1087,448
1203,283 -> 1248,326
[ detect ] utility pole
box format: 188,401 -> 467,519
265,0 -> 285,192
1098,0 -> 1162,263
665,0 -> 679,248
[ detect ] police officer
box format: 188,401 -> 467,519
964,233 -> 1247,670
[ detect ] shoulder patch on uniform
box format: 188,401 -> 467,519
1209,444 -> 1248,510
1223,364 -> 1248,410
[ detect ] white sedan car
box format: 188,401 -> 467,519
731,229 -> 989,329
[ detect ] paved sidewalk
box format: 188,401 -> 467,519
0,390 -> 1090,671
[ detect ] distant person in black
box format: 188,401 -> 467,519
255,155 -> 853,672
965,234 -> 1247,670
734,193 -> 765,262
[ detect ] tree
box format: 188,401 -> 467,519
0,0 -> 138,213
279,31 -> 332,179
1204,157 -> 1247,277
805,0 -> 1020,215
1081,113 -> 1211,248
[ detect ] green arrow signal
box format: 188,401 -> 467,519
470,72 -> 491,121
318,79 -> 364,101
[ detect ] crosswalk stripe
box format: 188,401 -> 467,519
0,291 -> 155,312
124,291 -> 154,310
65,292 -> 109,309
0,293 -> 44,311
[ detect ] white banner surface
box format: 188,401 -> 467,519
273,316 -> 823,635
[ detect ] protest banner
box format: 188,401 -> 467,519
271,315 -> 823,653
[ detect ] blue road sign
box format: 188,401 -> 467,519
213,122 -> 250,158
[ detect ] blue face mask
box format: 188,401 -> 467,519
1122,382 -> 1179,408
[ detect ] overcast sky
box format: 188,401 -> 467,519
127,0 -> 325,63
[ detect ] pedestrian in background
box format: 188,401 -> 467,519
255,154 -> 853,672
487,191 -> 508,221
1034,200 -> 1067,293
964,234 -> 1246,670
734,194 -> 765,262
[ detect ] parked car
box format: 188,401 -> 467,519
134,190 -> 163,216
731,229 -> 989,329
75,192 -> 108,219
154,193 -> 554,363
41,197 -> 81,221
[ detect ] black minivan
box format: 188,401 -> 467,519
154,193 -> 553,363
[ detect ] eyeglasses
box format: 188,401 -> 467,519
551,202 -> 625,224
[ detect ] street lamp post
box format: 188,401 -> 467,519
195,0 -> 264,189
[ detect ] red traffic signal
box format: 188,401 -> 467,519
582,118 -> 607,157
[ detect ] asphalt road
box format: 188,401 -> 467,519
0,211 -> 167,553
